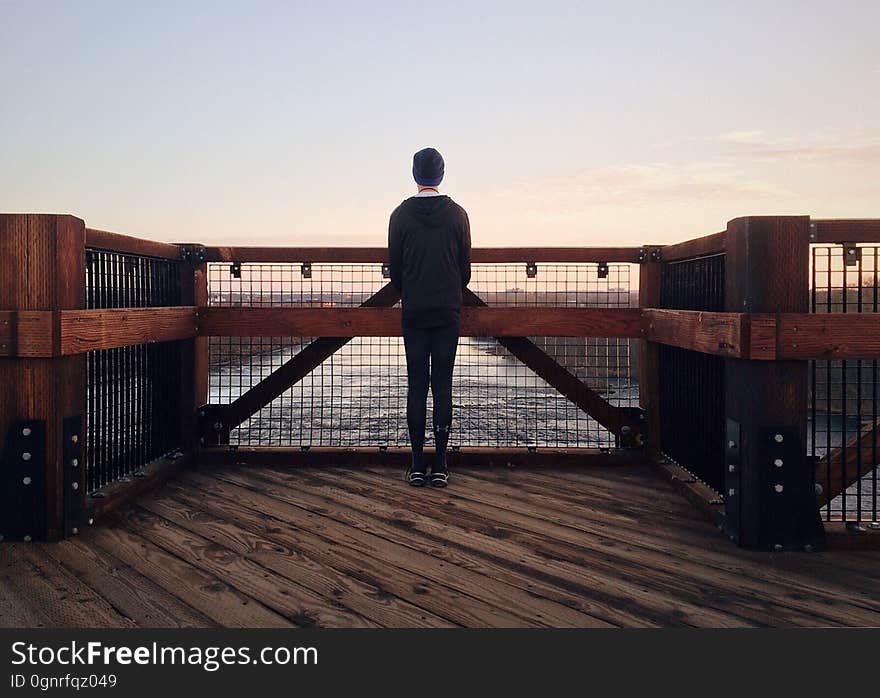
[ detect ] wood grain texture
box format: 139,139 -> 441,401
0,311 -> 55,357
59,307 -> 198,354
813,219 -> 880,244
85,228 -> 181,260
205,246 -> 644,263
5,463 -> 880,628
660,231 -> 727,262
777,313 -> 880,359
643,309 -> 745,358
198,306 -> 643,338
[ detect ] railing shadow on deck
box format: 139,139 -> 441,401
1,214 -> 880,552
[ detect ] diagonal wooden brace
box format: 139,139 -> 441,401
201,283 -> 400,445
463,289 -> 642,446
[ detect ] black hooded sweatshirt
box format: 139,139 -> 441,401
388,195 -> 472,329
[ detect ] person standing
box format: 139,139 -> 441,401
388,147 -> 472,487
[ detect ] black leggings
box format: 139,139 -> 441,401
402,323 -> 460,451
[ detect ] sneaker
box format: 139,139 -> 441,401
406,463 -> 427,487
429,464 -> 449,488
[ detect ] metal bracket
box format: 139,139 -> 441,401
808,221 -> 818,242
597,262 -> 609,279
723,419 -> 741,544
230,262 -> 242,279
179,244 -> 207,264
301,262 -> 312,279
0,420 -> 47,542
63,416 -> 85,537
198,405 -> 231,447
843,243 -> 861,267
381,263 -> 391,279
637,247 -> 662,264
525,262 -> 538,278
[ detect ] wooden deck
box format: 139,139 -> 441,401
2,463 -> 879,628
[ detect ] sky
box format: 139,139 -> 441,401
1,1 -> 878,247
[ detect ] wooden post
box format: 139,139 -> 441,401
638,247 -> 662,455
723,216 -> 823,550
0,214 -> 86,541
178,250 -> 209,454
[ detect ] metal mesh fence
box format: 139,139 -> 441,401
658,254 -> 726,493
85,249 -> 184,494
810,245 -> 879,523
207,262 -> 637,448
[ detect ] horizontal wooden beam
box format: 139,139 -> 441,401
89,452 -> 191,519
60,307 -> 199,354
204,246 -> 644,264
777,313 -> 880,360
660,231 -> 727,263
199,446 -> 647,469
86,228 -> 181,260
812,219 -> 880,244
822,522 -> 880,551
643,309 -> 747,358
0,310 -> 56,357
198,306 -> 644,338
653,459 -> 725,528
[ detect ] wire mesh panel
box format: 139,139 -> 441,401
658,254 -> 726,493
810,245 -> 879,523
207,262 -> 637,448
85,249 -> 184,493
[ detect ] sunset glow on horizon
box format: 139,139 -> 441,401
2,1 -> 878,247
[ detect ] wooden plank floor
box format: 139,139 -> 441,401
2,462 -> 879,628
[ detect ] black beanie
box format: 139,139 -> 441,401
412,147 -> 445,187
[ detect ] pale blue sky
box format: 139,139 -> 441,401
2,1 -> 878,245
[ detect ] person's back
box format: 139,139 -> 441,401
388,147 -> 471,487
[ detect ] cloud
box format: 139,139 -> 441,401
716,130 -> 880,165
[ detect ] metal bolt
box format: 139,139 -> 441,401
88,518 -> 94,525
773,543 -> 783,551
847,248 -> 856,255
22,452 -> 31,461
728,488 -> 735,496
71,527 -> 79,535
727,440 -> 736,449
71,434 -> 79,444
621,425 -> 632,436
804,544 -> 813,552
22,476 -> 31,485
72,482 -> 79,491
774,433 -> 784,443
22,427 -> 31,437
71,458 -> 79,467
774,484 -> 784,493
728,464 -> 736,473
213,422 -> 222,431
199,410 -> 206,417
815,483 -> 824,496
23,535 -> 32,543
774,458 -> 783,467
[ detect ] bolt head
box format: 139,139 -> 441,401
815,483 -> 824,496
71,458 -> 79,467
774,458 -> 783,467
727,440 -> 736,449
774,433 -> 784,443
728,464 -> 736,473
71,434 -> 79,444
621,426 -> 632,436
213,421 -> 222,430
22,476 -> 31,485
22,452 -> 31,461
72,482 -> 79,491
773,543 -> 783,551
728,488 -> 735,496
23,535 -> 32,543
88,518 -> 94,525
804,544 -> 813,552
22,427 -> 31,437
71,527 -> 79,535
774,484 -> 784,493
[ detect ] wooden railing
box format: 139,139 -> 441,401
1,213 -> 879,550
